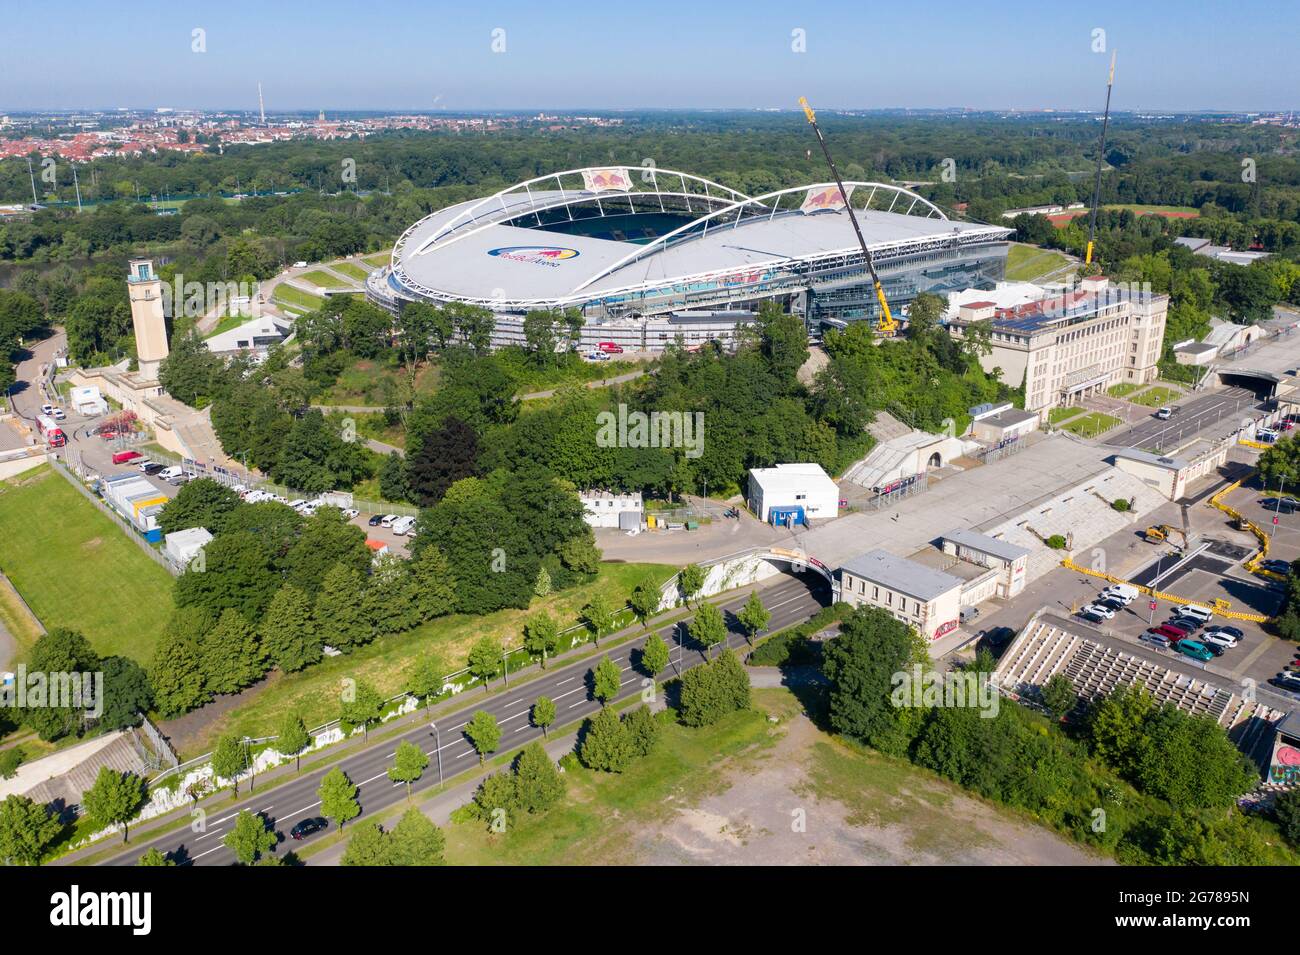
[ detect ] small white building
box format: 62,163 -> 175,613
579,490 -> 643,529
838,549 -> 964,641
204,314 -> 293,356
968,402 -> 1039,445
163,526 -> 212,566
69,385 -> 109,416
939,528 -> 1031,599
747,463 -> 839,525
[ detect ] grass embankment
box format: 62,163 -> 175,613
0,466 -> 174,663
178,561 -> 673,757
1106,382 -> 1141,399
1048,406 -> 1084,425
1005,243 -> 1071,282
272,284 -> 326,311
330,262 -> 369,282
1062,412 -> 1121,437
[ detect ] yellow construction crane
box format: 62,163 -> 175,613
1084,52 -> 1117,268
799,96 -> 897,336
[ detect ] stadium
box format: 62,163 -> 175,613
366,166 -> 1014,351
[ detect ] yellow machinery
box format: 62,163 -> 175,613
1144,523 -> 1185,546
1084,52 -> 1117,267
799,97 -> 898,336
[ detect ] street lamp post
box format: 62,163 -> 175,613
429,722 -> 443,787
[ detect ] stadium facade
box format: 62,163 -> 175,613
366,166 -> 1013,351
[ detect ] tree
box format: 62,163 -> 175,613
464,710 -> 501,765
513,742 -> 565,814
407,415 -> 480,507
678,563 -> 706,605
629,572 -> 662,625
822,607 -> 930,757
341,821 -> 392,866
211,735 -> 249,796
284,508 -> 371,594
581,593 -> 615,645
0,794 -> 63,866
1084,684 -> 1155,777
96,656 -> 154,731
224,809 -> 277,865
1275,788 -> 1300,848
379,450 -> 410,503
1132,705 -> 1257,809
199,607 -> 266,696
1041,674 -> 1077,721
388,741 -> 430,800
312,563 -> 371,651
277,712 -> 310,772
260,585 -> 320,673
318,768 -> 361,830
137,848 -> 174,866
640,632 -> 670,681
523,612 -> 560,668
689,601 -> 728,659
578,705 -> 633,773
532,696 -> 556,738
679,649 -> 750,727
467,637 -> 501,691
405,651 -> 448,709
156,478 -> 241,535
149,627 -> 208,717
23,628 -> 100,741
591,654 -> 622,705
623,705 -> 660,757
81,767 -> 147,843
389,808 -> 446,866
175,530 -> 280,621
408,544 -> 456,622
736,592 -> 771,644
340,680 -> 384,739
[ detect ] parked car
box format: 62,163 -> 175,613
1139,631 -> 1172,649
1257,427 -> 1280,442
1163,620 -> 1194,636
140,462 -> 165,475
1202,631 -> 1238,650
391,515 -> 417,536
1151,624 -> 1187,640
40,403 -> 56,415
1210,625 -> 1244,640
50,408 -> 65,420
380,514 -> 398,528
1100,584 -> 1138,605
1270,674 -> 1300,693
289,817 -> 328,840
1077,609 -> 1105,624
1174,639 -> 1214,662
111,450 -> 143,465
1096,597 -> 1126,613
1083,603 -> 1116,620
158,466 -> 183,481
959,606 -> 980,624
99,430 -> 119,441
977,627 -> 1016,652
1262,558 -> 1293,573
367,514 -> 383,527
1169,616 -> 1205,632
341,508 -> 359,519
1175,604 -> 1213,623
1262,498 -> 1296,514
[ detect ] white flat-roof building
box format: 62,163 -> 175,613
939,528 -> 1031,598
968,402 -> 1039,444
579,489 -> 643,529
747,463 -> 839,525
163,526 -> 213,566
204,314 -> 293,356
838,549 -> 963,641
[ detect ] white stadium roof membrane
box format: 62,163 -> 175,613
382,166 -> 1011,313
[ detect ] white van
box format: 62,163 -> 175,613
391,515 -> 417,536
1101,584 -> 1139,605
1176,603 -> 1213,623
158,466 -> 183,481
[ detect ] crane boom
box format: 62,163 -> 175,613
1085,51 -> 1117,267
798,97 -> 897,335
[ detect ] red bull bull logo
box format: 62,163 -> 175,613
488,246 -> 581,267
800,185 -> 851,213
581,167 -> 632,192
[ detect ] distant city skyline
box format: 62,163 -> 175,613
6,0 -> 1298,113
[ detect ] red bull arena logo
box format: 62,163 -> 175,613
488,246 -> 581,267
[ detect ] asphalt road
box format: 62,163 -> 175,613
1104,386 -> 1260,452
94,571 -> 828,866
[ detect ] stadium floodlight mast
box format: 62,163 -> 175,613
1085,51 -> 1117,268
799,96 -> 898,336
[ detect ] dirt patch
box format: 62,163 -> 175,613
627,708 -> 1110,866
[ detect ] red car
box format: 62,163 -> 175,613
111,450 -> 143,465
596,341 -> 624,354
1151,624 -> 1187,640
99,430 -> 118,441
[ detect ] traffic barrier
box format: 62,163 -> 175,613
1060,556 -> 1270,624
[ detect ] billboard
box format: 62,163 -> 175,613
581,167 -> 633,193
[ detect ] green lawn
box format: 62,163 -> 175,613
1005,243 -> 1071,282
202,312 -> 251,340
1130,385 -> 1182,408
1048,406 -> 1084,425
178,561 -> 674,757
1105,382 -> 1141,399
331,261 -> 368,281
1062,412 -> 1121,437
0,466 -> 175,662
272,284 -> 325,311
444,689 -> 796,864
363,253 -> 391,268
298,270 -> 340,288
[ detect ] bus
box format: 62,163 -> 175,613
36,414 -> 66,448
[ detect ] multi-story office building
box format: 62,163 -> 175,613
946,276 -> 1168,415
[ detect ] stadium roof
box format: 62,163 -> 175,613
383,167 -> 1011,311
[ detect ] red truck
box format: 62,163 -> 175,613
596,341 -> 624,354
111,450 -> 143,465
36,414 -> 66,448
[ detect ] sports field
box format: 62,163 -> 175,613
0,466 -> 174,662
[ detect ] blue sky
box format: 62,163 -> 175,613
3,0 -> 1297,112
